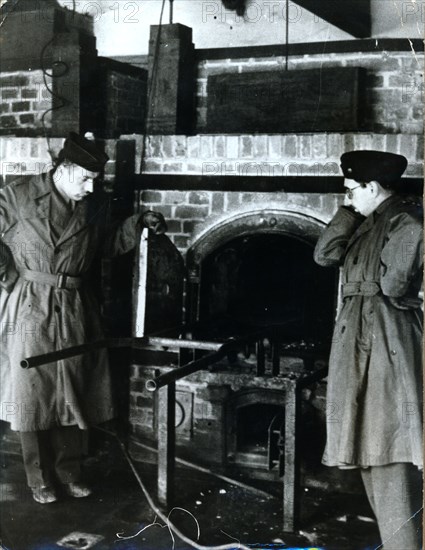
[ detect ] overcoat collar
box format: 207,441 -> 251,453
347,195 -> 399,249
375,194 -> 399,215
29,172 -> 53,219
30,171 -> 53,200
27,171 -> 90,247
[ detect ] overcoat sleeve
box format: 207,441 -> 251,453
0,184 -> 19,235
380,212 -> 423,298
0,185 -> 19,291
314,206 -> 365,267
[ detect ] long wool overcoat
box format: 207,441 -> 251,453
0,173 -> 140,431
314,196 -> 423,469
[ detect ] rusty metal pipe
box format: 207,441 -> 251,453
142,337 -> 223,351
145,345 -> 232,392
21,336 -> 224,369
20,339 -> 115,369
144,331 -> 276,390
21,323 -> 311,370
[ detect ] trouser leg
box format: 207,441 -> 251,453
361,463 -> 423,550
20,430 -> 54,488
360,467 -> 377,516
50,426 -> 82,484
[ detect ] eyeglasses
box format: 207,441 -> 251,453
345,185 -> 363,200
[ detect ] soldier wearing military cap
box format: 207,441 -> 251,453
0,133 -> 167,504
314,150 -> 423,549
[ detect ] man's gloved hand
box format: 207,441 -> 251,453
140,210 -> 168,235
343,195 -> 361,215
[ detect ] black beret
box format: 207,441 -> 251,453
340,150 -> 407,187
59,132 -> 109,172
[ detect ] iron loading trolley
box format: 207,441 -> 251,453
21,228 -> 329,533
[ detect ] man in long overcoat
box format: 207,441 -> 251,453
314,150 -> 423,549
0,133 -> 166,504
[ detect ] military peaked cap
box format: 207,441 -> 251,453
340,150 -> 407,186
59,132 -> 109,172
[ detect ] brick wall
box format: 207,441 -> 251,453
128,364 -> 329,451
2,49 -> 422,137
4,132 -> 422,252
102,66 -> 147,137
196,51 -> 424,134
128,361 -> 361,493
0,71 -> 53,135
136,133 -> 423,177
122,131 -> 423,256
3,132 -> 422,181
0,62 -> 147,139
140,188 -> 341,256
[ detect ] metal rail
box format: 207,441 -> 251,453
22,325 -> 299,369
20,336 -> 225,369
145,344 -> 232,391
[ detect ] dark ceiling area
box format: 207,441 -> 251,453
292,0 -> 371,37
220,0 -> 371,37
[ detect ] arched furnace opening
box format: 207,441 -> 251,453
186,210 -> 339,348
197,233 -> 336,343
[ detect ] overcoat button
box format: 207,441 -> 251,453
54,305 -> 61,313
391,350 -> 397,355
353,257 -> 358,264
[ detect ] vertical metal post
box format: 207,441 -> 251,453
169,0 -> 174,24
283,382 -> 300,532
157,381 -> 175,506
272,340 -> 280,376
256,339 -> 265,376
285,0 -> 289,71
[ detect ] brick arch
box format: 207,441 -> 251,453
185,208 -> 332,326
186,208 -> 326,269
228,388 -> 287,409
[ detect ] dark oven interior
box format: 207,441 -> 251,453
197,232 -> 337,344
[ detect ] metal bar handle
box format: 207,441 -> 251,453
21,337 -> 224,369
145,344 -> 232,392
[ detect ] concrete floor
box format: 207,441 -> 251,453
0,429 -> 382,550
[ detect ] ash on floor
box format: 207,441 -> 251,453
0,429 -> 381,550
